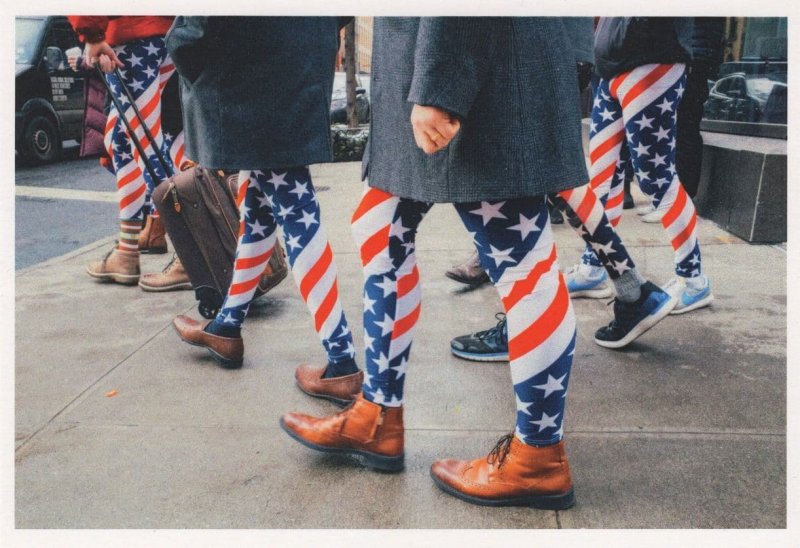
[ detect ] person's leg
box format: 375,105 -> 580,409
451,181 -> 677,358
173,170 -> 276,367
87,37 -> 177,282
676,62 -> 711,199
554,185 -> 677,348
614,63 -> 712,312
175,167 -> 359,371
280,186 -> 432,472
431,196 -> 575,508
567,76 -> 627,298
262,167 -> 358,374
350,186 -> 432,406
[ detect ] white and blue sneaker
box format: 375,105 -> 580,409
664,275 -> 714,314
565,264 -> 613,299
594,282 -> 677,349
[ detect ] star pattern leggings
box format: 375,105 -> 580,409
584,63 -> 702,278
351,186 -> 576,446
103,36 -> 187,239
211,168 -> 356,365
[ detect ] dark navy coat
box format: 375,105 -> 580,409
166,16 -> 339,170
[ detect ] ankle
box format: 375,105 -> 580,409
205,321 -> 241,339
323,357 -> 359,378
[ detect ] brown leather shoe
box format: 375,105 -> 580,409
139,255 -> 192,292
430,434 -> 575,509
256,244 -> 289,296
445,250 -> 490,286
295,363 -> 363,406
280,394 -> 404,472
138,215 -> 168,254
86,247 -> 140,285
172,315 -> 243,369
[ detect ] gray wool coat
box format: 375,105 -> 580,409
165,16 -> 339,170
363,17 -> 589,204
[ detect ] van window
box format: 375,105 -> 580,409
16,17 -> 46,64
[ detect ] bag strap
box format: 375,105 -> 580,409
95,67 -> 175,181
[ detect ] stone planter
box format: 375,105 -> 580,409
331,124 -> 369,162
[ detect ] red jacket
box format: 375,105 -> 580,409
68,16 -> 173,46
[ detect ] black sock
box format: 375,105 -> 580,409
323,357 -> 359,378
204,321 -> 241,339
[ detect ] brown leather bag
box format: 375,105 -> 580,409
153,167 -> 288,319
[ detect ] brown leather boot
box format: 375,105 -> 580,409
86,247 -> 141,285
256,244 -> 289,296
172,315 -> 244,368
295,363 -> 363,406
280,394 -> 404,472
430,434 -> 575,509
445,250 -> 489,286
138,215 -> 168,254
139,255 -> 193,292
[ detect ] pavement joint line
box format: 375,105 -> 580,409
28,424 -> 785,439
15,185 -> 118,203
14,319 -> 185,454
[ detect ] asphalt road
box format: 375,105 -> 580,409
15,145 -> 119,270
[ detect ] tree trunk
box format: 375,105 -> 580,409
344,20 -> 358,128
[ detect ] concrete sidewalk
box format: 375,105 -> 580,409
15,162 -> 786,529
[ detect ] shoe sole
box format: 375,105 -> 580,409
670,293 -> 714,315
138,281 -> 193,292
295,381 -> 355,408
279,417 -> 404,472
445,271 -> 490,286
171,323 -> 242,369
430,470 -> 575,509
86,268 -> 140,285
569,286 -> 613,299
450,347 -> 508,362
594,294 -> 678,349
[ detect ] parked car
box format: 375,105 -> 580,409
330,71 -> 370,124
16,16 -> 85,164
704,66 -> 787,125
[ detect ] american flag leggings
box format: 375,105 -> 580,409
585,63 -> 702,278
211,168 -> 356,366
103,36 -> 187,231
352,186 -> 576,446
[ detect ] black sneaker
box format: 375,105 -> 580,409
594,282 -> 676,349
450,313 -> 509,362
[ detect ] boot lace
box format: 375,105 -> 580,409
487,432 -> 514,467
475,313 -> 507,346
161,254 -> 180,274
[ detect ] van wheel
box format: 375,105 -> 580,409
21,115 -> 61,164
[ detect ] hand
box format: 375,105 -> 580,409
83,41 -> 123,73
410,104 -> 461,154
97,54 -> 116,73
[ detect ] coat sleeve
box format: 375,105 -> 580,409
407,17 -> 499,119
68,16 -> 113,43
165,16 -> 211,84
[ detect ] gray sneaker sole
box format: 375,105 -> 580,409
670,293 -> 713,315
